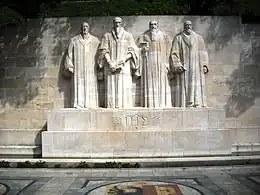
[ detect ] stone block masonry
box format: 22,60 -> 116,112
0,16 -> 259,157
42,108 -> 232,158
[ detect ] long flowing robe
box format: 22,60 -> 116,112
98,28 -> 138,108
170,31 -> 209,107
136,30 -> 172,108
64,34 -> 100,108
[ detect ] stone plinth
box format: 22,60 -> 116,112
47,108 -> 225,131
42,108 -> 231,158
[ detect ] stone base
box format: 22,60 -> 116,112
0,146 -> 41,157
42,108 -> 231,158
47,108 -> 225,131
42,129 -> 231,158
0,129 -> 42,157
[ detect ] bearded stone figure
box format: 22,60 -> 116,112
98,17 -> 139,108
136,20 -> 173,108
63,22 -> 100,108
170,20 -> 209,108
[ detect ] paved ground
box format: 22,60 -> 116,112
0,165 -> 260,195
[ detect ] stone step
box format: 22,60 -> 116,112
232,143 -> 260,156
0,145 -> 41,157
0,129 -> 42,145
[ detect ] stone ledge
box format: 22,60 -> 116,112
0,129 -> 42,145
1,155 -> 260,168
0,145 -> 41,157
232,143 -> 260,156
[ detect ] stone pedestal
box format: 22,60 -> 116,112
42,108 -> 232,158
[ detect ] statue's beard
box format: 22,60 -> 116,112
114,27 -> 121,38
150,29 -> 158,41
185,28 -> 193,35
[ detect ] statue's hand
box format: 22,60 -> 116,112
118,60 -> 125,67
125,53 -> 132,62
134,71 -> 141,78
108,60 -> 116,72
68,67 -> 74,73
111,67 -> 117,73
203,65 -> 209,74
166,67 -> 174,80
175,66 -> 185,74
97,71 -> 104,80
141,45 -> 149,55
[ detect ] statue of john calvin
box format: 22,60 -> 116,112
64,22 -> 100,108
98,17 -> 139,108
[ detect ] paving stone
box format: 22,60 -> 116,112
0,166 -> 259,194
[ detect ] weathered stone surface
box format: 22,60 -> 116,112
0,145 -> 41,156
42,108 -> 230,158
0,129 -> 42,146
232,127 -> 260,144
0,16 -> 259,158
0,109 -> 49,129
48,108 -> 225,132
42,129 -> 231,158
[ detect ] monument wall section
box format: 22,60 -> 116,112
0,16 -> 260,157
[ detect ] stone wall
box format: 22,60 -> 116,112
0,16 -> 260,156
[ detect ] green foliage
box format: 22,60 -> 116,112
0,6 -> 25,27
93,161 -> 140,168
34,160 -> 48,168
121,162 -> 140,168
49,0 -> 190,17
0,160 -> 140,168
54,164 -> 62,168
17,161 -> 34,168
0,160 -> 10,168
0,0 -> 259,28
75,161 -> 89,168
16,160 -> 47,168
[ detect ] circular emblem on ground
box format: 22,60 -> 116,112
0,183 -> 7,194
88,181 -> 202,195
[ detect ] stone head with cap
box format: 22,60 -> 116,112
113,17 -> 123,28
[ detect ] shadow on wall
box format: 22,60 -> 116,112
225,24 -> 260,117
0,19 -> 47,108
193,16 -> 260,117
58,51 -> 71,108
200,16 -> 241,51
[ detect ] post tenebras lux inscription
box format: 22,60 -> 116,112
112,114 -> 148,128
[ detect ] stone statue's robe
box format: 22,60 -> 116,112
136,30 -> 172,108
64,34 -> 100,108
99,29 -> 138,108
170,31 -> 209,107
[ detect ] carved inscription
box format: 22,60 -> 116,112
125,114 -> 148,127
112,116 -> 121,124
111,114 -> 148,128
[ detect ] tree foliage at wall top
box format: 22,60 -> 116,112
0,0 -> 259,27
